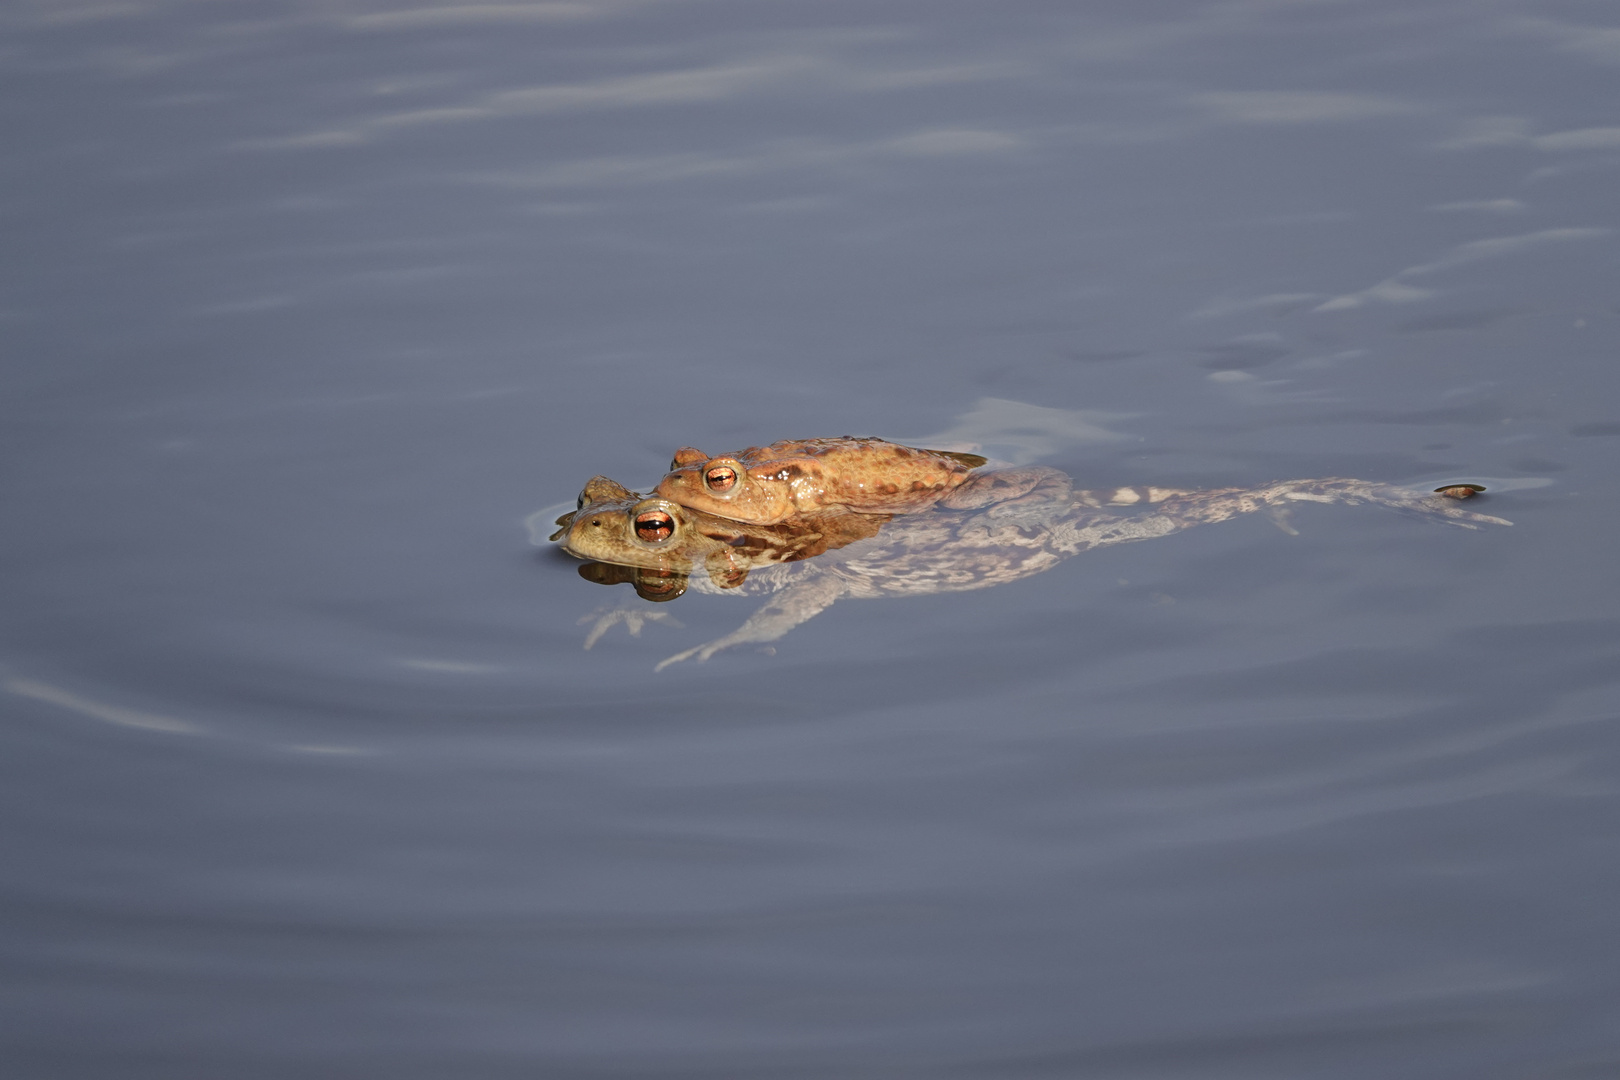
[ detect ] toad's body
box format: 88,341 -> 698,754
554,468 -> 1510,668
653,436 -> 988,525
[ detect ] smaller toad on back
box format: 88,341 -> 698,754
653,436 -> 989,525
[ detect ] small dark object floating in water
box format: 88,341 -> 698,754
1435,483 -> 1487,499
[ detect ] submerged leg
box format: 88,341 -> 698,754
1048,478 -> 1510,557
1150,478 -> 1512,530
655,572 -> 852,670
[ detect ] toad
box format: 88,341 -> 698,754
552,474 -> 891,591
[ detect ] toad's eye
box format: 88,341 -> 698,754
704,465 -> 738,493
576,493 -> 585,510
634,510 -> 675,543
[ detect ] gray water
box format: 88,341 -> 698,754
4,1 -> 1619,1076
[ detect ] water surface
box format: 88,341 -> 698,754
4,1 -> 1620,1076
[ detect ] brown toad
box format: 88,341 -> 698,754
552,474 -> 891,592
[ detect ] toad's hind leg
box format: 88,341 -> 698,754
1153,478 -> 1512,529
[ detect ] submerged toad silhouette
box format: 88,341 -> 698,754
550,468 -> 1509,670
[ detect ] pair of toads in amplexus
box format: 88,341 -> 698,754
550,436 -> 1502,588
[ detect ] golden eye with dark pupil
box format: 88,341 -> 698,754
704,466 -> 738,492
634,510 -> 675,543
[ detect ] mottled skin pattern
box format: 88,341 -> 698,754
557,468 -> 1510,670
552,475 -> 891,589
653,436 -> 989,525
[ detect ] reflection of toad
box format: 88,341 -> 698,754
552,468 -> 1510,670
652,436 -> 988,525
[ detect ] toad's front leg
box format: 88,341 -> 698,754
655,572 -> 852,671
